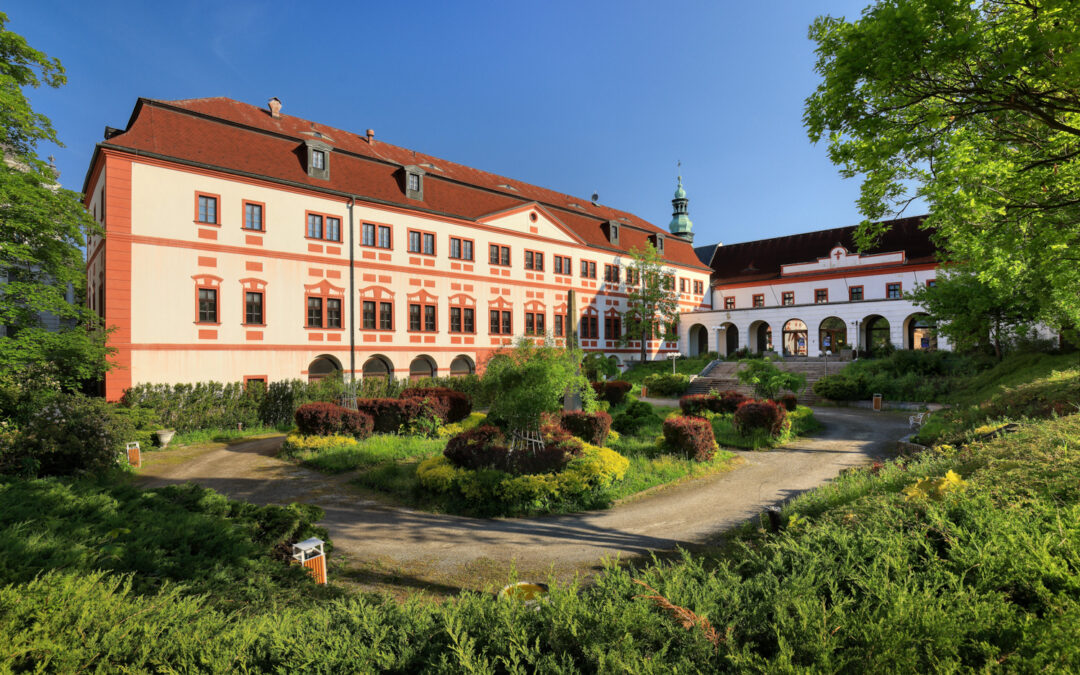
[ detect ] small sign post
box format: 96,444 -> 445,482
873,394 -> 883,412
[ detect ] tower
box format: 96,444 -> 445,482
668,175 -> 693,242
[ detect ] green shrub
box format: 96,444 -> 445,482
1,394 -> 129,477
812,372 -> 863,400
642,373 -> 691,397
612,400 -> 662,435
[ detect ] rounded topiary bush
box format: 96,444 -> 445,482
662,416 -> 717,461
679,394 -> 716,416
400,387 -> 472,423
716,390 -> 749,413
595,381 -> 632,406
560,410 -> 612,446
733,400 -> 787,437
642,373 -> 691,397
355,398 -> 423,433
294,402 -> 373,438
443,425 -> 509,471
612,400 -> 661,435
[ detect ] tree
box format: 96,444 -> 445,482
805,0 -> 1080,334
907,267 -> 1039,358
0,12 -> 108,389
480,337 -> 595,450
621,244 -> 681,364
737,358 -> 806,400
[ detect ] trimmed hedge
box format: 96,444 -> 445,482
733,400 -> 787,436
591,381 -> 632,406
612,401 -> 662,435
642,373 -> 691,397
400,387 -> 472,423
354,398 -> 424,434
679,390 -> 748,416
812,373 -> 862,401
662,416 -> 717,461
294,403 -> 374,438
560,411 -> 612,446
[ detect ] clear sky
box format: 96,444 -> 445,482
9,0 -> 881,247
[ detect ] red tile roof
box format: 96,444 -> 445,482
93,97 -> 710,271
705,216 -> 937,284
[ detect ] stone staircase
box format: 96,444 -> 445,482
686,357 -> 847,405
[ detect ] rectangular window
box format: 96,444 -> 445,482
406,230 -> 435,255
307,214 -> 323,239
307,297 -> 323,328
326,217 -> 341,242
450,238 -> 460,259
626,268 -> 640,286
312,150 -> 325,170
662,275 -> 675,291
525,313 -> 534,335
449,307 -> 475,333
423,232 -> 435,255
815,289 -> 828,304
409,231 -> 421,253
604,315 -> 621,339
198,288 -> 217,323
553,314 -> 566,337
491,310 -> 512,335
502,310 -> 511,334
524,251 -> 544,271
604,264 -> 620,284
849,286 -> 864,301
362,223 -> 376,247
198,195 -> 218,224
680,278 -> 687,293
926,279 -> 937,289
580,261 -> 596,279
490,309 -> 500,334
379,302 -> 393,330
886,282 -> 902,299
362,224 -> 392,248
409,304 -> 421,331
378,225 -> 391,248
724,296 -> 736,310
362,300 -> 376,329
489,244 -> 510,266
326,298 -> 341,328
245,291 -> 263,325
782,291 -> 795,306
553,255 -> 571,275
407,173 -> 420,192
580,316 -> 599,339
451,307 -> 461,332
424,305 -> 436,332
753,294 -> 765,308
243,202 -> 263,231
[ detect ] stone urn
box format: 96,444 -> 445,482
155,429 -> 176,448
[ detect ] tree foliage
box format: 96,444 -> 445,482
0,12 -> 108,387
481,337 -> 594,435
736,358 -> 806,400
621,244 -> 681,363
805,0 -> 1080,331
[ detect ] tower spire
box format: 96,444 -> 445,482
668,165 -> 693,242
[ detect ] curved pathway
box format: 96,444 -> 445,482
138,408 -> 908,590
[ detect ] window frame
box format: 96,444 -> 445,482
781,291 -> 795,306
243,290 -> 264,326
524,311 -> 546,336
489,309 -> 513,335
724,296 -> 736,310
408,302 -> 438,333
195,192 -> 221,226
579,315 -> 599,339
449,236 -> 475,261
360,222 -> 394,250
304,290 -> 344,330
849,285 -> 864,302
814,288 -> 829,304
886,282 -> 903,299
580,260 -> 597,279
489,243 -> 511,267
524,249 -> 545,271
242,199 -> 265,232
604,314 -> 621,340
603,264 -> 620,284
553,255 -> 572,276
752,293 -> 765,308
197,287 -> 219,324
305,210 -> 342,243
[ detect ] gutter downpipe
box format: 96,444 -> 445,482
348,197 -> 356,384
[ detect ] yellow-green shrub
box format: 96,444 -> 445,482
436,412 -> 488,438
279,432 -> 362,457
417,444 -> 629,516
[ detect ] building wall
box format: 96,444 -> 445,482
91,152 -> 711,398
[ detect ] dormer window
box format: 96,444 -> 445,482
304,140 -> 331,180
651,233 -> 665,254
402,165 -> 425,201
604,220 -> 621,246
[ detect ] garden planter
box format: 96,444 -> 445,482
839,348 -> 855,360
155,429 -> 176,448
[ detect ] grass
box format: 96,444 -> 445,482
948,351 -> 1080,406
620,352 -> 717,384
711,405 -> 823,450
170,423 -> 290,447
286,434 -> 446,474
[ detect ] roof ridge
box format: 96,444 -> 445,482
719,215 -> 927,249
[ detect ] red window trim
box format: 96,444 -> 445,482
407,302 -> 438,333
194,191 -> 222,226
448,294 -> 477,334
781,291 -> 795,306
814,288 -> 829,303
360,298 -> 396,332
724,296 -> 736,309
752,293 -> 765,307
580,259 -> 597,279
448,235 -> 475,261
849,285 -> 864,301
488,242 -> 511,267
553,254 -> 572,276
603,263 -> 620,284
243,375 -> 268,390
192,274 -> 222,325
407,228 -> 437,256
304,281 -> 345,330
524,248 -> 545,271
886,281 -> 903,298
360,220 -> 395,250
304,210 -> 342,243
488,308 -> 513,335
241,199 -> 266,232
239,277 -> 268,327
926,279 -> 936,287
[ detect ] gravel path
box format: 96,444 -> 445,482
138,408 -> 909,590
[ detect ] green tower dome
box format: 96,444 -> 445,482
668,175 -> 693,241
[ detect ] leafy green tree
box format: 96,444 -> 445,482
805,0 -> 1080,333
581,352 -> 618,382
907,267 -> 1039,358
0,12 -> 108,389
737,358 -> 806,400
621,244 -> 680,364
481,337 -> 595,447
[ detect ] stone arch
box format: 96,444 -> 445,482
863,314 -> 891,354
904,312 -> 937,350
409,355 -> 437,380
718,322 -> 739,357
362,354 -> 394,379
782,319 -> 809,356
449,355 -> 475,376
749,320 -> 773,354
307,354 -> 342,382
818,316 -> 847,354
687,323 -> 709,357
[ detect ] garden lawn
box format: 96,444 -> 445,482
620,352 -> 716,384
711,405 -> 823,450
170,424 -> 291,447
281,433 -> 446,474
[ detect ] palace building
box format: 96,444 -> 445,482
83,97 -> 713,400
682,216 -> 950,358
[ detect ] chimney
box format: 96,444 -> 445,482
268,97 -> 282,118
366,129 -> 375,143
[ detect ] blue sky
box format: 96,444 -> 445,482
11,0 -> 880,246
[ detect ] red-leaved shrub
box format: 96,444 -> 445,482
599,381 -> 633,405
444,426 -> 509,470
662,416 -> 715,461
733,400 -> 787,437
560,410 -> 612,446
679,394 -> 716,416
355,398 -> 424,433
400,387 -> 472,423
716,390 -> 749,413
295,402 -> 374,438
444,424 -> 583,475
776,394 -> 798,412
509,424 -> 584,475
